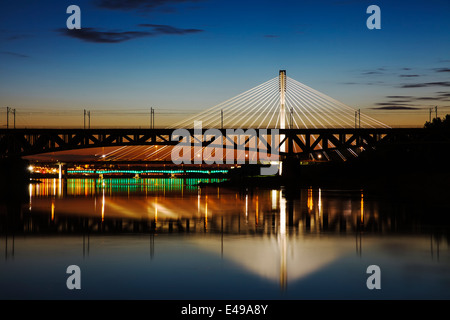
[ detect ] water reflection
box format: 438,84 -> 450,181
1,178 -> 450,299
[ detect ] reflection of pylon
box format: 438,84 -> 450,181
279,235 -> 287,291
279,190 -> 287,291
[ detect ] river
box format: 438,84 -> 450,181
1,178 -> 449,299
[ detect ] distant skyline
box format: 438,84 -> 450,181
1,0 -> 449,128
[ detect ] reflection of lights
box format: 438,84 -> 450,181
101,188 -> 105,222
360,190 -> 364,224
53,179 -> 56,196
256,195 -> 259,226
205,195 -> 208,228
29,184 -> 32,211
198,187 -> 201,217
271,190 -> 277,210
154,198 -> 158,222
51,200 -> 55,221
245,194 -> 248,220
307,188 -> 313,212
318,188 -> 322,217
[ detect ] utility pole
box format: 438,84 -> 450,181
151,108 -> 155,129
13,108 -> 16,129
6,107 -> 10,129
84,109 -> 86,129
429,108 -> 432,122
358,109 -> 361,128
355,111 -> 357,129
435,106 -> 438,119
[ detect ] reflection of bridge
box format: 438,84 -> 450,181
0,70 -> 429,162
0,187 -> 415,236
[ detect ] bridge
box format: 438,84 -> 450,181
0,127 -> 431,161
0,71 -> 436,165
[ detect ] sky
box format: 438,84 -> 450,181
0,0 -> 449,128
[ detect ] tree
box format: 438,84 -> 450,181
424,114 -> 450,129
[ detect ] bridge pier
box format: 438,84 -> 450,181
281,157 -> 300,179
0,157 -> 30,203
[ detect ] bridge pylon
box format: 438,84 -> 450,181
279,70 -> 286,154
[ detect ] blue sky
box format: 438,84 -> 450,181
1,0 -> 449,127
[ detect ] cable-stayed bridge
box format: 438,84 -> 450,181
0,71 -> 429,164
172,71 -> 387,130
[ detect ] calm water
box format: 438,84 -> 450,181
1,178 -> 449,300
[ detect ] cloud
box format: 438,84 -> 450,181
375,102 -> 411,106
416,96 -> 442,100
386,95 -> 413,99
58,28 -> 152,43
138,24 -> 203,35
434,68 -> 450,73
58,24 -> 203,43
383,95 -> 448,103
0,51 -> 29,58
94,0 -> 200,12
399,82 -> 450,88
362,71 -> 383,75
370,106 -> 420,110
399,74 -> 420,77
6,34 -> 32,41
341,81 -> 385,86
380,100 -> 413,103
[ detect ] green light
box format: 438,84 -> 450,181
68,169 -> 228,175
